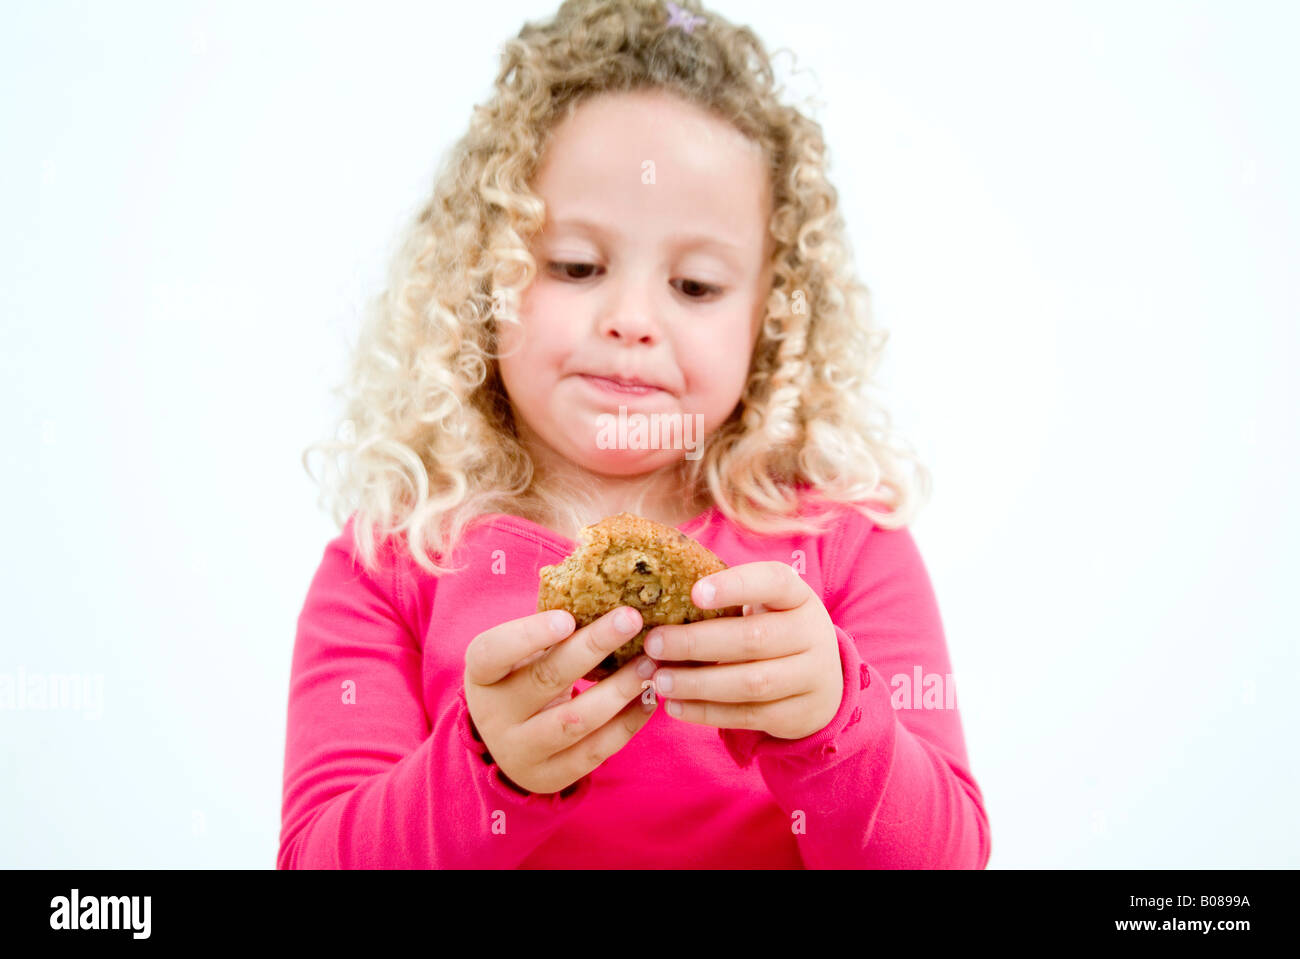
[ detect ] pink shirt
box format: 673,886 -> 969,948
278,492 -> 991,868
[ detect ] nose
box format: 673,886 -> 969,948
597,275 -> 661,345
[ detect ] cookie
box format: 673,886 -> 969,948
537,512 -> 743,682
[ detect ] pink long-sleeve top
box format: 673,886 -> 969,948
278,492 -> 991,869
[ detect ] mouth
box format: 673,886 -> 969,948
578,374 -> 668,396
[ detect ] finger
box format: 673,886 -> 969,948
693,561 -> 809,614
540,685 -> 576,711
510,647 -> 551,673
661,691 -> 810,732
465,610 -> 574,686
652,654 -> 810,704
522,606 -> 644,708
513,651 -> 574,715
643,609 -> 806,665
547,678 -> 659,783
522,653 -> 656,755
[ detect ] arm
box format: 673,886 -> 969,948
718,517 -> 991,869
277,518 -> 592,869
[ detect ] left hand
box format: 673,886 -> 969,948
643,561 -> 843,740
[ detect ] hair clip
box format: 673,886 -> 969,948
666,1 -> 706,34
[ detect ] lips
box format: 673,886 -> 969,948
579,372 -> 669,393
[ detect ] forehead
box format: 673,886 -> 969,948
532,90 -> 771,252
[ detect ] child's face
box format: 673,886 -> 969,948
498,88 -> 773,478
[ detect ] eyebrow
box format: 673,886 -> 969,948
547,216 -> 746,260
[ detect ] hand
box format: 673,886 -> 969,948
643,561 -> 843,740
463,606 -> 658,795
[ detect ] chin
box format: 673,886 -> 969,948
574,446 -> 684,476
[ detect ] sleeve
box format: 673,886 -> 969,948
717,512 -> 992,869
277,517 -> 593,870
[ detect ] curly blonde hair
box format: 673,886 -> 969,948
302,0 -> 930,577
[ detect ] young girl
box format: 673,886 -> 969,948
280,0 -> 990,869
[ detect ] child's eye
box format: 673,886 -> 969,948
673,278 -> 723,299
546,262 -> 720,299
548,261 -> 602,280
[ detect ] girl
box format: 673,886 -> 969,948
281,0 -> 990,869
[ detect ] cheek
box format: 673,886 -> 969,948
500,287 -> 580,390
517,281 -> 583,347
683,319 -> 754,393
495,324 -> 535,401
502,286 -> 552,356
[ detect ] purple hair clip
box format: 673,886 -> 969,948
666,1 -> 706,34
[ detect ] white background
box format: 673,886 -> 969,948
2,0 -> 1296,868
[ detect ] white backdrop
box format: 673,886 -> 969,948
2,0 -> 1295,868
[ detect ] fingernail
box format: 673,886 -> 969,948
549,611 -> 573,636
696,580 -> 716,606
656,671 -> 674,694
645,631 -> 664,658
666,700 -> 683,717
636,657 -> 655,679
614,608 -> 636,632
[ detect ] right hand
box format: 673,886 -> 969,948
463,606 -> 658,796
